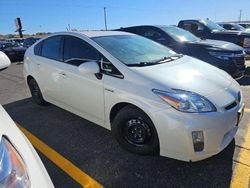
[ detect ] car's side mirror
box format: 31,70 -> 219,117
0,52 -> 11,72
78,61 -> 100,74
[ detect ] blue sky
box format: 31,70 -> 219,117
1,0 -> 250,34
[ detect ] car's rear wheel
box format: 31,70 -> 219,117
28,78 -> 47,105
112,105 -> 159,155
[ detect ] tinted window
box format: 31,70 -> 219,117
140,28 -> 164,40
34,41 -> 42,55
64,36 -> 122,77
41,36 -> 62,61
63,36 -> 100,66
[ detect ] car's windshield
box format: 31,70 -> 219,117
243,24 -> 250,29
199,20 -> 224,32
160,26 -> 200,42
232,24 -> 246,31
93,34 -> 177,66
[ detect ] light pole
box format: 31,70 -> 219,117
104,7 -> 107,30
239,10 -> 242,22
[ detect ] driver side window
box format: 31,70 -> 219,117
63,36 -> 101,66
63,35 -> 123,78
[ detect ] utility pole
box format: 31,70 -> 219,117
239,9 -> 242,22
104,7 -> 107,30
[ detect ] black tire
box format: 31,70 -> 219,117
112,105 -> 159,155
28,79 -> 47,105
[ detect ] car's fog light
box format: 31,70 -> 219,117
192,131 -> 204,152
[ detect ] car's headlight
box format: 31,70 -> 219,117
208,51 -> 234,60
153,89 -> 216,113
0,137 -> 30,188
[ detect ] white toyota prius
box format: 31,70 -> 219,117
0,52 -> 54,187
24,31 -> 244,161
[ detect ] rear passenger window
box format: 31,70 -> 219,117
41,36 -> 62,61
63,36 -> 100,66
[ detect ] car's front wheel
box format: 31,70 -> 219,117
28,78 -> 47,105
112,105 -> 159,155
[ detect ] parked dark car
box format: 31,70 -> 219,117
0,42 -> 26,62
218,23 -> 247,32
237,23 -> 250,32
5,38 -> 24,46
23,37 -> 40,48
118,25 -> 246,79
178,19 -> 250,54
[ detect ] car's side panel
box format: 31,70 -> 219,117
55,62 -> 105,124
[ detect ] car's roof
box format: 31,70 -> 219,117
75,30 -> 134,38
179,19 -> 202,22
37,31 -> 135,42
218,22 -> 238,25
119,25 -> 177,30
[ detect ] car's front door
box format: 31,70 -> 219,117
58,35 -> 105,124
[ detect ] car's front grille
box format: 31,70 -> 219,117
225,101 -> 237,110
234,57 -> 245,67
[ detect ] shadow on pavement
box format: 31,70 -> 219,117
4,98 -> 235,188
238,67 -> 250,86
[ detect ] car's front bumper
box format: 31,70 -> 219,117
219,57 -> 246,80
244,47 -> 250,55
152,102 -> 244,162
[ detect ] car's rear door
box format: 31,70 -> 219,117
33,35 -> 64,101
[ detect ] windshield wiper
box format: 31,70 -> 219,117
127,54 -> 183,67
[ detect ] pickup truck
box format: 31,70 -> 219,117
178,19 -> 250,54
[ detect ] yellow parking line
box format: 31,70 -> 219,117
245,108 -> 250,113
17,123 -> 103,188
230,117 -> 250,188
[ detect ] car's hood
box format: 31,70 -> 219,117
188,39 -> 243,51
130,55 -> 233,97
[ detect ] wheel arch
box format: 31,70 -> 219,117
26,75 -> 35,84
109,102 -> 156,129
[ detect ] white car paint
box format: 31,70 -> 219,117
0,53 -> 54,187
24,31 -> 244,161
0,52 -> 11,70
0,105 -> 54,187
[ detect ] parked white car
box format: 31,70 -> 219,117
0,51 -> 54,187
23,31 -> 244,161
0,51 -> 11,70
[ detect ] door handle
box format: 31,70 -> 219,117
36,63 -> 41,68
